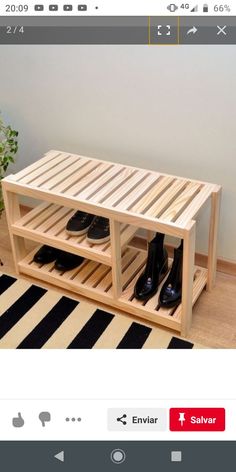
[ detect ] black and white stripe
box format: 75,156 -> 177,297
0,273 -> 202,350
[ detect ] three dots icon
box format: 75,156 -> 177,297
65,417 -> 82,423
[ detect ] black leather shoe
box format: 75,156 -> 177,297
87,216 -> 110,244
54,250 -> 84,272
134,233 -> 168,301
159,240 -> 183,308
33,245 -> 60,264
66,211 -> 95,236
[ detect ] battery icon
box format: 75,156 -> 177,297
203,4 -> 208,12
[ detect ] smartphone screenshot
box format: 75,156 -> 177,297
0,0 -> 235,470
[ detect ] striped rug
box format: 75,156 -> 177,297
0,273 -> 205,349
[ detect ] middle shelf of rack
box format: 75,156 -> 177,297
11,202 -> 139,266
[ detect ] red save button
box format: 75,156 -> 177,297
169,408 -> 225,431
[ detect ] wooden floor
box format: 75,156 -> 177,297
1,210 -> 236,348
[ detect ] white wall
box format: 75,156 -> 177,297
1,45 -> 235,260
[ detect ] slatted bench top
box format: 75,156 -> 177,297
4,149 -> 219,231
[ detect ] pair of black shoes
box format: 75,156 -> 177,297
33,245 -> 84,272
134,234 -> 183,309
66,211 -> 110,244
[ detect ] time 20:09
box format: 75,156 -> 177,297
6,4 -> 29,12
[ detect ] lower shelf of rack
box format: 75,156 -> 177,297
18,245 -> 208,332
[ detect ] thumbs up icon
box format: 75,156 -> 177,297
12,412 -> 25,428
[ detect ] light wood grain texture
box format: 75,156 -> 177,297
1,188 -> 26,274
11,150 -> 61,181
11,203 -> 140,267
181,222 -> 196,337
110,219 -> 122,299
1,149 -> 222,335
1,208 -> 235,348
207,187 -> 222,291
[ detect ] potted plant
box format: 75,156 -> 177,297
0,114 -> 18,266
0,114 -> 18,216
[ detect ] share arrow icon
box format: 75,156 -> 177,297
187,26 -> 198,35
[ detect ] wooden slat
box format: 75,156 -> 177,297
128,176 -> 174,213
72,260 -> 100,284
84,264 -> 111,288
46,158 -> 91,191
117,298 -> 181,331
15,202 -> 52,226
114,173 -> 161,210
175,184 -> 215,225
59,259 -> 89,280
100,169 -> 148,207
45,209 -> 75,235
33,206 -> 72,232
13,150 -> 61,181
18,152 -> 72,184
50,159 -> 101,193
25,155 -> 79,188
88,168 -> 139,204
95,268 -> 112,292
64,162 -> 113,197
76,164 -> 125,200
23,204 -> 61,230
160,182 -> 202,223
144,179 -> 188,218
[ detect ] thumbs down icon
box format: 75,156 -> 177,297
39,411 -> 51,427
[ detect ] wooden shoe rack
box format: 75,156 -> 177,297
2,150 -> 221,336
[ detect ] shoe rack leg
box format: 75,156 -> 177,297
1,185 -> 26,274
181,221 -> 196,338
110,219 -> 122,299
207,187 -> 221,292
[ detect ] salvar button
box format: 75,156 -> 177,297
108,409 -> 167,431
169,408 -> 225,431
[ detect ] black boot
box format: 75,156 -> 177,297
134,233 -> 168,301
159,240 -> 183,308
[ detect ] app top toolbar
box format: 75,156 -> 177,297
0,0 -> 235,16
1,16 -> 236,44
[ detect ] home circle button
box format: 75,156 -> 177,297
110,449 -> 126,464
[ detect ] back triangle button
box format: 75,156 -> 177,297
54,451 -> 65,462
